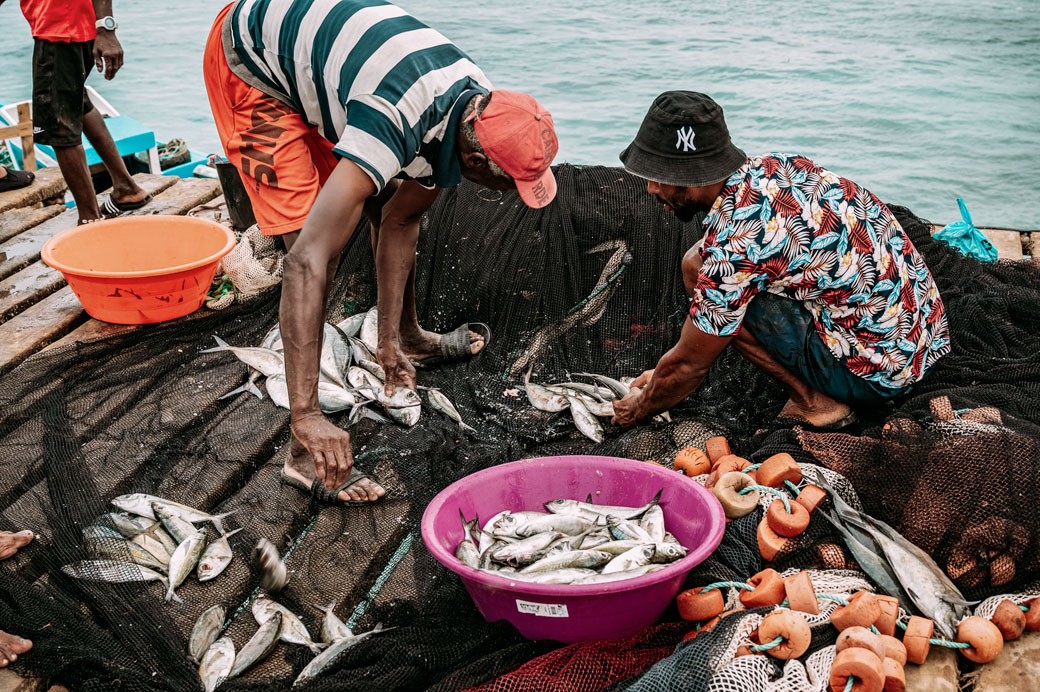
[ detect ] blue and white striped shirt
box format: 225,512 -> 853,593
222,0 -> 492,191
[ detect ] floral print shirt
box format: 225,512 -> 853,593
692,153 -> 950,389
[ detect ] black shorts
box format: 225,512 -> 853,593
31,38 -> 95,148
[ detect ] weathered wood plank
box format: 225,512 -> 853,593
124,176 -> 221,217
0,288 -> 86,375
0,174 -> 177,280
0,205 -> 64,244
0,167 -> 65,214
0,262 -> 65,322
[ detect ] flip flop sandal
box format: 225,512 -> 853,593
100,193 -> 154,217
413,322 -> 491,369
280,466 -> 384,506
0,166 -> 34,192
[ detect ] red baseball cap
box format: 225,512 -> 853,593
472,90 -> 559,208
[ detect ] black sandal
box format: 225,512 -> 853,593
413,322 -> 491,369
0,166 -> 34,192
100,192 -> 154,217
280,467 -> 384,506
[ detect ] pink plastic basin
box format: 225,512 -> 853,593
421,455 -> 725,643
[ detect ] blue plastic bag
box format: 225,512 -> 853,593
933,198 -> 997,262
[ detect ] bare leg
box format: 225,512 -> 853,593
279,229 -> 384,502
0,530 -> 33,667
81,109 -> 148,205
53,144 -> 101,223
682,244 -> 850,427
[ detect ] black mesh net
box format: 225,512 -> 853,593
0,165 -> 1038,692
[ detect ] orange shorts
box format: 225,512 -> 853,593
203,4 -> 337,236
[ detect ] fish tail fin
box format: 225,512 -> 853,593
460,421 -> 477,434
586,493 -> 593,503
222,528 -> 243,540
201,335 -> 231,354
650,488 -> 664,507
246,380 -> 264,399
210,510 -> 237,535
659,411 -> 672,423
308,642 -> 327,654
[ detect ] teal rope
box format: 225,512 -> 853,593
844,678 -> 854,692
896,619 -> 907,630
869,625 -> 880,635
701,581 -> 753,593
784,480 -> 801,495
743,463 -> 762,473
739,484 -> 791,514
1021,604 -> 1030,612
347,531 -> 415,629
749,635 -> 783,653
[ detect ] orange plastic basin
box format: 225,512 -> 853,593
41,215 -> 236,325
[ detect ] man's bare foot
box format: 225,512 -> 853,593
283,437 -> 384,502
779,397 -> 853,428
0,530 -> 33,560
400,325 -> 485,362
0,631 -> 31,667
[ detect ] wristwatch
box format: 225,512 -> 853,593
95,16 -> 118,31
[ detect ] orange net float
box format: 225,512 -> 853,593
835,626 -> 886,661
878,634 -> 907,666
757,517 -> 790,562
873,595 -> 900,637
902,616 -> 933,664
673,447 -> 710,476
1025,598 -> 1040,632
705,455 -> 751,491
783,570 -> 819,615
830,591 -> 881,632
766,498 -> 811,537
739,568 -> 787,608
956,616 -> 1004,663
881,656 -> 905,692
756,453 -> 802,487
676,587 -> 724,622
990,599 -> 1026,641
828,647 -> 884,692
794,483 -> 827,513
705,436 -> 732,465
682,615 -> 720,641
756,610 -> 811,660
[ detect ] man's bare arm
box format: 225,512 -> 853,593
373,181 -> 440,394
282,159 -> 374,491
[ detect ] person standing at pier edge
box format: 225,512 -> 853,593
204,0 -> 558,505
17,0 -> 153,223
612,92 -> 950,430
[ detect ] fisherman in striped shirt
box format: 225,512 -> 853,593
204,0 -> 559,505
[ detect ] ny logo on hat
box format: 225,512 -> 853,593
676,126 -> 696,152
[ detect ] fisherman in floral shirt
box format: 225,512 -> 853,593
612,91 -> 949,429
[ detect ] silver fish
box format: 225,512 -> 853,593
153,503 -> 198,544
167,531 -> 207,602
548,382 -> 612,403
426,387 -> 475,433
588,540 -> 648,556
575,566 -> 656,584
479,511 -> 509,553
61,560 -> 176,599
494,513 -> 593,538
84,535 -> 168,573
519,549 -> 613,574
545,489 -> 662,520
129,531 -> 172,564
347,335 -> 375,365
360,307 -> 379,352
252,597 -> 325,655
198,636 -> 235,692
663,531 -> 680,545
523,366 -> 568,413
650,542 -> 687,563
229,612 -> 281,678
82,525 -> 124,541
456,540 -> 480,568
347,365 -> 378,392
98,512 -> 156,538
607,516 -> 654,543
292,624 -> 389,688
202,336 -> 285,377
189,605 -> 226,662
565,395 -> 604,443
602,545 -> 655,574
509,568 -> 599,584
318,603 -> 353,643
490,532 -> 564,567
640,504 -> 666,543
111,494 -> 236,534
264,374 -> 357,413
575,373 -> 629,399
197,528 -> 242,582
358,359 -> 386,381
336,313 -> 366,339
148,524 -> 180,557
572,393 -> 614,418
320,323 -> 351,389
221,325 -> 283,399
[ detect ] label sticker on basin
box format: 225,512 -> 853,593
516,600 -> 569,618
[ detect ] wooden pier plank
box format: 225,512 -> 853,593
0,174 -> 177,280
0,205 -> 64,244
0,262 -> 65,322
0,167 -> 67,214
0,288 -> 86,375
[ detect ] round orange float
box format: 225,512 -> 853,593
740,568 -> 786,608
674,447 -> 711,476
991,600 -> 1026,641
705,437 -> 732,465
878,634 -> 907,666
956,616 -> 1004,663
757,610 -> 811,660
784,570 -> 819,615
828,647 -> 884,692
903,616 -> 933,664
882,656 -> 905,692
795,484 -> 827,513
757,518 -> 790,562
831,591 -> 881,631
757,453 -> 802,487
835,626 -> 886,661
766,498 -> 810,537
873,595 -> 900,637
1025,598 -> 1040,632
677,587 -> 724,622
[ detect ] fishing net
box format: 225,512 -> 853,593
0,164 -> 1038,692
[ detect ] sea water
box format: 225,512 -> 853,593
1,0 -> 1036,228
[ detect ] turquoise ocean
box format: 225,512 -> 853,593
1,0 -> 1037,228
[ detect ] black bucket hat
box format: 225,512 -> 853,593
620,91 -> 747,187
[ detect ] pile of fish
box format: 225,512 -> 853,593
522,368 -> 670,443
61,494 -> 239,602
191,597 -> 390,691
456,490 -> 688,584
206,307 -> 473,431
